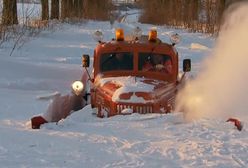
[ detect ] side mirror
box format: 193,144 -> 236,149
82,55 -> 90,67
183,59 -> 191,72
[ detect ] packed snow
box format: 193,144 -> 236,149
0,3 -> 247,168
98,76 -> 157,103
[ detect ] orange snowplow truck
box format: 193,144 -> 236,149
31,28 -> 191,129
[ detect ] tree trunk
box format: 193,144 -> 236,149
61,0 -> 69,20
73,0 -> 83,18
51,0 -> 59,20
41,0 -> 49,20
68,0 -> 74,18
61,0 -> 75,19
2,0 -> 18,25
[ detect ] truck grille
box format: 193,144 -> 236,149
117,104 -> 153,114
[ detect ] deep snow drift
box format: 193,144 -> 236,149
0,5 -> 247,168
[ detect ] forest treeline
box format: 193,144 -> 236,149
1,0 -> 113,26
0,0 -> 243,35
138,0 -> 234,34
0,0 -> 114,55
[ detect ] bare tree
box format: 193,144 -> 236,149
61,0 -> 80,20
73,0 -> 83,18
139,0 -> 228,34
61,0 -> 112,21
41,0 -> 49,20
51,0 -> 59,20
61,0 -> 69,20
83,0 -> 112,20
2,0 -> 18,25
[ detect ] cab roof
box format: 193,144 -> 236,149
95,35 -> 176,55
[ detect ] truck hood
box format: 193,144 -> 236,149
95,76 -> 175,103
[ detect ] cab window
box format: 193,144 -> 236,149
138,53 -> 173,74
100,52 -> 133,72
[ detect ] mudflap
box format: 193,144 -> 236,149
31,93 -> 86,129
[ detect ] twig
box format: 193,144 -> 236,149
9,29 -> 25,56
232,155 -> 247,168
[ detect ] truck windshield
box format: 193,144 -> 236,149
138,53 -> 173,74
100,52 -> 133,72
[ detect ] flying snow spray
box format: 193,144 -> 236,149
176,2 -> 248,127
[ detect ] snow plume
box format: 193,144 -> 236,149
176,2 -> 248,122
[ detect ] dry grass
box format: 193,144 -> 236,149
27,19 -> 48,29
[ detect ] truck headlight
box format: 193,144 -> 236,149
72,81 -> 84,96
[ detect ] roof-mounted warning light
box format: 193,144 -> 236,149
148,29 -> 157,42
115,28 -> 124,41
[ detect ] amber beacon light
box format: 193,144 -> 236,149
115,28 -> 124,41
148,29 -> 157,42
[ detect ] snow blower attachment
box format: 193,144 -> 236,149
31,71 -> 89,129
31,28 -> 193,129
31,91 -> 87,129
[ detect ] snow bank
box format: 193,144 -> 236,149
190,43 -> 209,50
